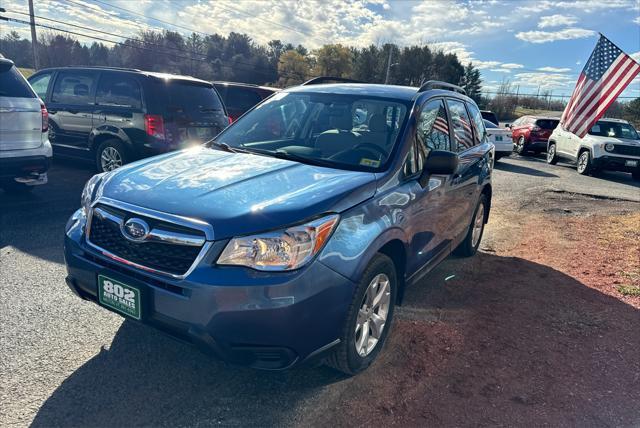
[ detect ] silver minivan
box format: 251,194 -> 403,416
0,57 -> 52,192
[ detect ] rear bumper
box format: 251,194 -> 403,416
0,155 -> 51,184
64,209 -> 354,370
592,155 -> 640,173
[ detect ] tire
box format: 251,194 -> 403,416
325,253 -> 397,375
515,136 -> 529,156
547,143 -> 558,165
95,139 -> 129,173
576,150 -> 592,175
453,193 -> 488,257
0,180 -> 34,193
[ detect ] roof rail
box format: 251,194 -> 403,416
60,66 -> 141,72
301,76 -> 364,86
418,80 -> 466,95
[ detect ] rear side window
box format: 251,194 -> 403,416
417,99 -> 450,152
224,86 -> 263,113
96,73 -> 142,109
28,72 -> 52,100
0,65 -> 35,98
160,81 -> 223,115
51,71 -> 96,105
536,119 -> 559,129
446,99 -> 475,152
481,111 -> 498,125
466,102 -> 486,145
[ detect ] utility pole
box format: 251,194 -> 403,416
28,0 -> 38,70
384,46 -> 393,84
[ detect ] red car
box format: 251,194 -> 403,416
509,116 -> 559,155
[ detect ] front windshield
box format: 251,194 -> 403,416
214,91 -> 409,171
589,121 -> 639,139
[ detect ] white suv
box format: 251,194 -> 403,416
0,57 -> 52,192
547,118 -> 640,180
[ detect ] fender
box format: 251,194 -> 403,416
318,198 -> 409,284
89,126 -> 135,153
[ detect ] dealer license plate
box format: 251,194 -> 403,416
98,275 -> 141,319
625,160 -> 638,167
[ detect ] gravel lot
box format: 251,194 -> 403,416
1,154 -> 639,427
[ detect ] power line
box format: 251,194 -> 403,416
2,11 -> 307,81
482,90 -> 636,100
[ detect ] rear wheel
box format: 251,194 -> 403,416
576,150 -> 592,175
453,193 -> 488,257
325,253 -> 397,375
547,143 -> 558,164
95,139 -> 129,173
515,136 -> 529,156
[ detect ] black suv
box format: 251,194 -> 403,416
28,67 -> 228,172
212,81 -> 278,122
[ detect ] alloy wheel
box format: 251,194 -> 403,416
577,152 -> 589,174
100,147 -> 123,172
547,145 -> 556,163
354,273 -> 391,357
472,202 -> 485,248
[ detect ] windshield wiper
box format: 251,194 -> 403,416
269,150 -> 339,169
208,141 -> 239,153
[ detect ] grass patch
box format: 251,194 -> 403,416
617,284 -> 640,297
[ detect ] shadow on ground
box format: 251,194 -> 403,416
31,253 -> 640,427
0,160 -> 93,264
494,159 -> 558,177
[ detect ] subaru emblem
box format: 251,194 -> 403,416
122,218 -> 150,241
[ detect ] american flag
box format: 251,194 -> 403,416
561,34 -> 640,138
433,115 -> 449,135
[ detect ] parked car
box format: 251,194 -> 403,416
510,115 -> 559,155
212,81 -> 278,122
547,118 -> 640,179
64,78 -> 493,374
27,67 -> 228,173
481,110 -> 499,126
484,119 -> 512,161
0,57 -> 52,193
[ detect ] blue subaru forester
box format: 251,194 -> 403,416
64,78 -> 493,374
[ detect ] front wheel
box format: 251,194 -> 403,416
576,150 -> 592,175
325,253 -> 397,375
547,143 -> 558,164
453,193 -> 488,257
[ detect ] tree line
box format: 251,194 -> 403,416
0,29 -> 482,100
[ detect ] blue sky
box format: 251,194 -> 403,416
3,0 -> 639,98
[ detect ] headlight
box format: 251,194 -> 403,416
217,214 -> 339,271
81,173 -> 106,213
605,143 -> 615,152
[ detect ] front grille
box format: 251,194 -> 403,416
87,204 -> 206,276
611,145 -> 640,157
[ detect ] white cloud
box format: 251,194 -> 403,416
516,28 -> 596,43
500,63 -> 524,69
490,68 -> 513,73
474,60 -> 502,69
538,14 -> 578,28
538,66 -> 573,72
634,16 -> 640,24
513,72 -> 576,90
631,51 -> 640,62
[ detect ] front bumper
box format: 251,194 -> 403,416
64,210 -> 354,370
592,155 -> 640,174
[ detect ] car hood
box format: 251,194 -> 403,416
100,147 -> 377,239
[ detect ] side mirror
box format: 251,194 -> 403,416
419,150 -> 459,186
